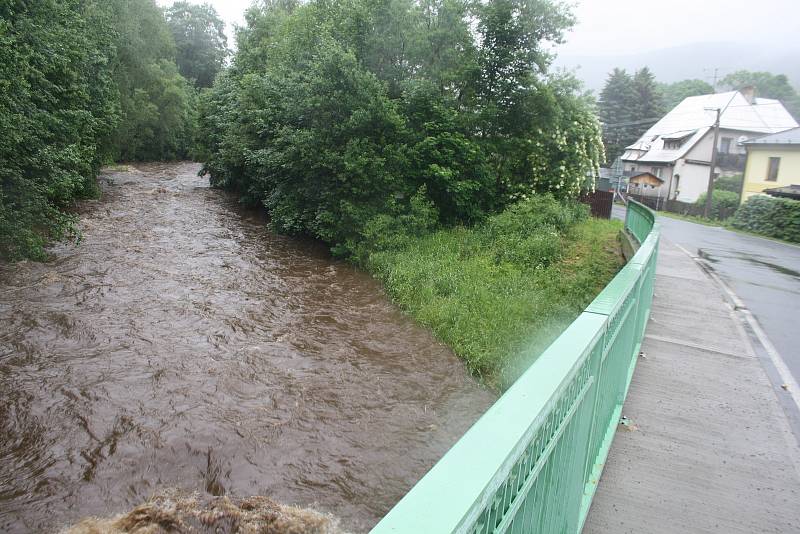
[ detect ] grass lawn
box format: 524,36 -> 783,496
367,214 -> 624,390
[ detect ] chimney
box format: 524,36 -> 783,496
740,85 -> 756,105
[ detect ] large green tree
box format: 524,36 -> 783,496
598,67 -> 668,162
632,67 -> 665,121
598,68 -> 638,162
165,1 -> 228,88
198,0 -> 603,258
0,0 -> 118,260
107,0 -> 196,161
658,79 -> 714,110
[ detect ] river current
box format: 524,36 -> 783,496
0,162 -> 495,532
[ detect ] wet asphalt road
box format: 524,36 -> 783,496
614,205 -> 800,383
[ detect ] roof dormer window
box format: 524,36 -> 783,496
662,130 -> 695,151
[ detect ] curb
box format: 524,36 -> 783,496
671,241 -> 800,448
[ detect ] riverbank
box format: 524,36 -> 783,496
366,199 -> 624,389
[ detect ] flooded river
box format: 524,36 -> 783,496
0,163 -> 495,533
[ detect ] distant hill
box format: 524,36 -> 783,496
555,42 -> 800,93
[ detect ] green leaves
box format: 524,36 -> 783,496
659,79 -> 714,110
197,0 -> 603,258
695,190 -> 740,220
165,1 -> 229,89
106,0 -> 196,161
1,0 -> 197,260
0,0 -> 118,260
731,196 -> 800,243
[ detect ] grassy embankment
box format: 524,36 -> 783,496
367,198 -> 624,389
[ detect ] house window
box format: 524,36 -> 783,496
664,136 -> 689,150
720,137 -> 733,154
767,157 -> 780,181
652,167 -> 662,178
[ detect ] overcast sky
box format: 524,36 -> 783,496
561,0 -> 799,56
157,0 -> 800,56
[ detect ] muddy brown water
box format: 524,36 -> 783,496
0,162 -> 495,533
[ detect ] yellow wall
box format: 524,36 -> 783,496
742,146 -> 800,202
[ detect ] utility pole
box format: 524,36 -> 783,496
703,108 -> 722,219
704,67 -> 720,92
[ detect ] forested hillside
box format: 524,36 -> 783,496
197,0 -> 604,258
0,0 -> 225,260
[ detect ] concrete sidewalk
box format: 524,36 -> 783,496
584,238 -> 800,533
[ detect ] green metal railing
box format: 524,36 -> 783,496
371,200 -> 659,534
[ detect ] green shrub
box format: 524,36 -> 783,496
695,189 -> 740,220
0,0 -> 118,261
197,0 -> 604,258
366,195 -> 619,388
0,0 -> 199,261
715,174 -> 743,194
731,195 -> 800,243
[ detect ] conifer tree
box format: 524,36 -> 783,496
598,68 -> 638,162
633,67 -> 665,122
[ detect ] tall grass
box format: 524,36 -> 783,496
367,197 -> 623,389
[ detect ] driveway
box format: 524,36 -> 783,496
613,205 -> 800,386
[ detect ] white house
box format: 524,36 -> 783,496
621,88 -> 798,203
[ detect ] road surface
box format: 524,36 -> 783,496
614,204 -> 800,390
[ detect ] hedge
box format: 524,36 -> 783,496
695,190 -> 740,220
731,195 -> 800,243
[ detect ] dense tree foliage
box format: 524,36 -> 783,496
107,0 -> 196,161
632,67 -> 665,121
720,70 -> 800,119
597,69 -> 639,162
598,67 -> 666,162
658,79 -> 714,110
197,0 -> 603,258
1,0 -> 196,260
0,0 -> 118,259
165,1 -> 228,88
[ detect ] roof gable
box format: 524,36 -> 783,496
629,171 -> 664,184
